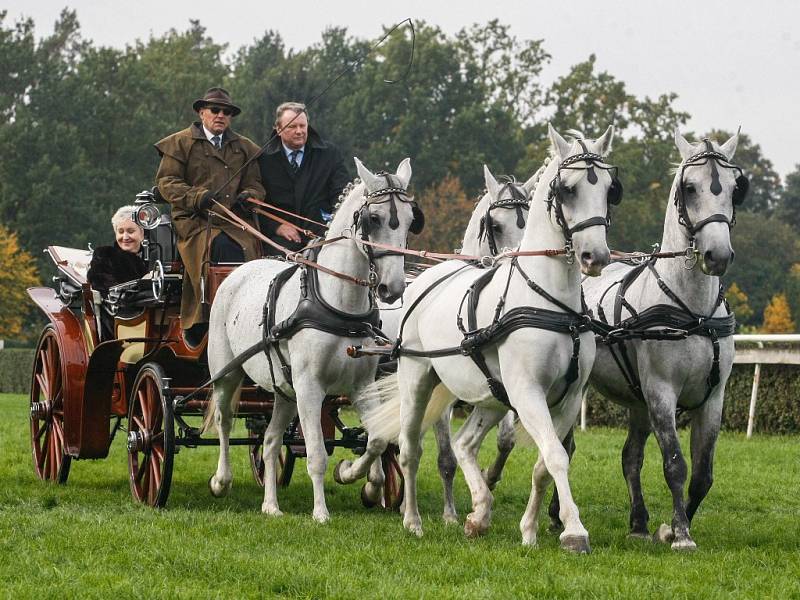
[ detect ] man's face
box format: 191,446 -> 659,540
199,104 -> 232,135
277,110 -> 308,151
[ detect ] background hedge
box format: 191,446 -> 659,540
2,349 -> 797,434
0,348 -> 34,394
586,364 -> 800,435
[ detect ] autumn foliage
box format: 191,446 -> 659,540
0,225 -> 39,338
761,293 -> 796,333
409,176 -> 478,254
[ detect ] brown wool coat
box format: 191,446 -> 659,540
155,122 -> 265,329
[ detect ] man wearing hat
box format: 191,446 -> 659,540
155,87 -> 265,346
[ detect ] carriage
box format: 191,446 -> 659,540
26,189 -> 403,508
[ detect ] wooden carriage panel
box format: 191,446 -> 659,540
27,287 -> 90,457
206,264 -> 240,305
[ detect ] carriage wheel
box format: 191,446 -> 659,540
127,363 -> 174,507
30,326 -> 72,483
249,428 -> 296,488
381,444 -> 404,511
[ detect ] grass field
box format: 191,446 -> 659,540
1,392 -> 798,599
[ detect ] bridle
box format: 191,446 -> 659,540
478,177 -> 530,255
351,172 -> 425,284
546,140 -> 623,259
674,140 -> 749,248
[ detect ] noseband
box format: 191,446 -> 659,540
546,140 -> 622,254
478,178 -> 530,255
674,140 -> 749,243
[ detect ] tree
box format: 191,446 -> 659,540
726,282 -> 753,326
0,225 -> 39,339
408,176 -> 475,254
761,293 -> 795,333
778,164 -> 800,230
704,129 -> 781,215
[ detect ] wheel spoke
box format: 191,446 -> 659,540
138,388 -> 151,426
37,429 -> 48,471
35,422 -> 47,442
152,444 -> 165,463
150,452 -> 162,491
132,415 -> 145,431
35,373 -> 49,401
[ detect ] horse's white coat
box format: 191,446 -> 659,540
205,158 -> 416,523
364,125 -> 616,550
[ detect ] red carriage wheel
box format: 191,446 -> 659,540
381,444 -> 404,511
249,427 -> 296,488
127,363 -> 174,507
30,326 -> 72,483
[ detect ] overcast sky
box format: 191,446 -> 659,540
5,0 -> 798,178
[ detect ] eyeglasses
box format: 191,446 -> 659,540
208,106 -> 233,116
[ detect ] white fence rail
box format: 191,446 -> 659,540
580,334 -> 800,436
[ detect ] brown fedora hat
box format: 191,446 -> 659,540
192,87 -> 241,116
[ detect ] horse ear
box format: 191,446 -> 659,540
548,123 -> 572,159
719,127 -> 741,160
483,165 -> 501,199
394,157 -> 412,189
674,128 -> 694,161
595,124 -> 615,156
354,157 -> 382,191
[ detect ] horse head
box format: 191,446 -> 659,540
541,124 -> 619,276
350,157 -> 422,302
465,166 -> 530,256
672,129 -> 747,276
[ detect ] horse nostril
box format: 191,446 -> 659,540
704,250 -> 714,264
581,252 -> 593,264
730,249 -> 735,264
378,284 -> 389,298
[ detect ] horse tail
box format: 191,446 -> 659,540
361,376 -> 454,443
201,378 -> 243,434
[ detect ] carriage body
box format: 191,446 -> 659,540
26,198 -> 400,507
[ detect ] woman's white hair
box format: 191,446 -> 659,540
111,205 -> 142,231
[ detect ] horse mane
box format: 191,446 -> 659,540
327,177 -> 365,234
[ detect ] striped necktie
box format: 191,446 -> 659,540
289,150 -> 300,172
211,135 -> 221,150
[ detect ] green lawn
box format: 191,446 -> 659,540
1,392 -> 798,599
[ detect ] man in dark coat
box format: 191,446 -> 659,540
258,102 -> 350,253
155,87 -> 265,345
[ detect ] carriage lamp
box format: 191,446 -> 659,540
133,202 -> 162,230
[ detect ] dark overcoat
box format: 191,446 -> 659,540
87,243 -> 148,296
155,122 -> 265,328
258,126 -> 350,253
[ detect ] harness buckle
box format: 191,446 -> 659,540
367,266 -> 380,288
480,255 -> 496,268
683,239 -> 698,270
564,241 -> 575,265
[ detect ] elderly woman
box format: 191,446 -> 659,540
87,205 -> 148,296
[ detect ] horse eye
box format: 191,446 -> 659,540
561,185 -> 576,196
369,213 -> 381,226
491,223 -> 502,233
684,183 -> 696,195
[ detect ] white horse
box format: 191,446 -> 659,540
365,124 -> 618,551
336,165 -> 534,507
206,157 -> 422,523
580,129 -> 746,550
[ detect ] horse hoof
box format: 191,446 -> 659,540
442,511 -> 459,525
548,520 -> 564,535
653,523 -> 675,544
464,515 -> 488,538
360,484 -> 378,508
671,538 -> 697,552
261,505 -> 283,517
208,475 -> 230,498
560,534 -> 591,554
627,531 -> 651,541
333,460 -> 351,485
404,519 -> 423,538
312,511 -> 330,524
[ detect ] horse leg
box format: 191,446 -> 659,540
622,407 -> 652,538
398,359 -> 439,537
433,403 -> 459,524
648,401 -> 695,550
293,381 -> 329,523
546,426 -> 576,533
484,410 -> 516,490
452,407 -> 504,537
261,396 -> 298,516
513,386 -> 590,553
208,371 -> 244,497
686,394 -> 723,524
519,454 -> 551,546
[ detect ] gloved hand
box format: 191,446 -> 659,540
198,191 -> 217,212
234,192 -> 254,214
